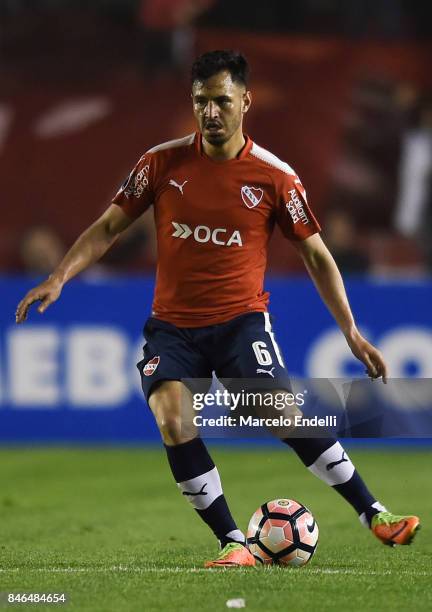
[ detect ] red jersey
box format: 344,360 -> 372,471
112,132 -> 321,327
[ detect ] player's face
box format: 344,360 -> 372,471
192,70 -> 251,145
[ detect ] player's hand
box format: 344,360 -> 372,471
15,276 -> 63,323
346,330 -> 388,384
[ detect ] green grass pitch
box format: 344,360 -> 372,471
0,447 -> 430,611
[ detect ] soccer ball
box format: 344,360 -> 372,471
247,498 -> 319,566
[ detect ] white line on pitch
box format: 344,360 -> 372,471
0,567 -> 430,576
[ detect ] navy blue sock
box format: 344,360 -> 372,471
164,437 -> 245,546
283,436 -> 385,525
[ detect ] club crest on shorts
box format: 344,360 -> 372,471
143,356 -> 160,376
241,185 -> 263,208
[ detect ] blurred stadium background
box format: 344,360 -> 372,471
1,1 -> 431,440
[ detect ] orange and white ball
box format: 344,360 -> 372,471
247,498 -> 319,566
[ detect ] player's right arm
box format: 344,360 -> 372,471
15,204 -> 134,323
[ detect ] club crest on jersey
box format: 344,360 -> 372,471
241,185 -> 263,209
143,356 -> 160,376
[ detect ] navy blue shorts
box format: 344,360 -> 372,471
137,312 -> 291,401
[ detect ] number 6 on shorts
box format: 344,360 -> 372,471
252,341 -> 273,366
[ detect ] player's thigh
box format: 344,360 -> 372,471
137,317 -> 210,443
137,316 -> 211,402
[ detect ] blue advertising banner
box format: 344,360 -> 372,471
1,276 -> 431,442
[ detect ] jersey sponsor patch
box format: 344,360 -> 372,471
171,222 -> 243,247
123,162 -> 150,199
285,188 -> 309,225
143,356 -> 160,376
241,185 -> 264,208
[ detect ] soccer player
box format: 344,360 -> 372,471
16,50 -> 420,567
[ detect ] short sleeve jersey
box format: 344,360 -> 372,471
112,132 -> 321,327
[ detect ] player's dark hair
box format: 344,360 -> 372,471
191,50 -> 250,87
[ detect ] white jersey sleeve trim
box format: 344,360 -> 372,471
250,142 -> 296,176
147,133 -> 195,154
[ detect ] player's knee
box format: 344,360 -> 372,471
157,412 -> 188,445
159,412 -> 196,445
148,381 -> 195,445
262,389 -> 303,438
271,389 -> 303,415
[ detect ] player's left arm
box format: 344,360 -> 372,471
293,233 -> 388,383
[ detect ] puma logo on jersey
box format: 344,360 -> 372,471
169,179 -> 188,195
171,222 -> 243,247
256,367 -> 275,377
241,185 -> 263,208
